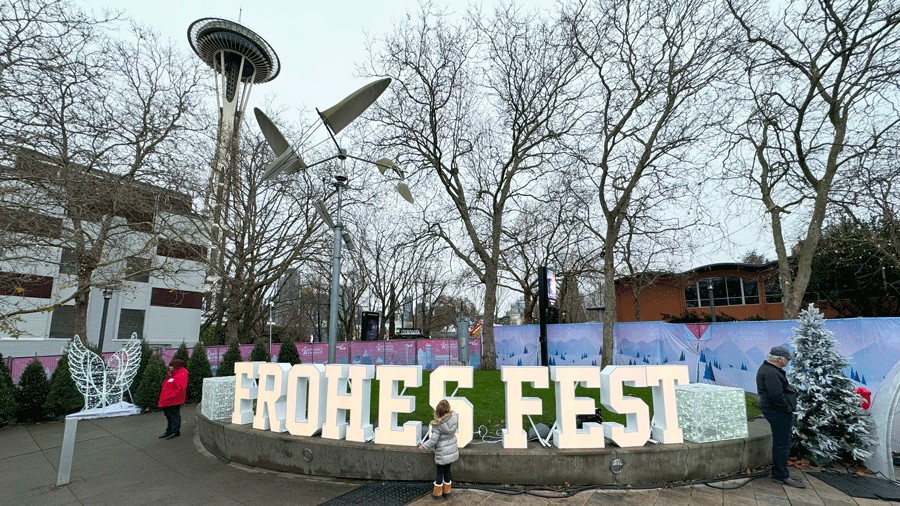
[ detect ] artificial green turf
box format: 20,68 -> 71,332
369,370 -> 760,434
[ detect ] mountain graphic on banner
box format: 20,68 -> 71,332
686,323 -> 711,340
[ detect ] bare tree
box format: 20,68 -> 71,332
564,0 -> 738,365
499,175 -> 604,324
830,142 -> 900,270
725,0 -> 900,318
206,126 -> 328,343
1,20 -> 210,340
365,3 -> 583,368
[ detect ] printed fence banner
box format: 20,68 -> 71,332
7,336 -> 485,383
384,340 -> 417,365
350,341 -> 382,365
8,355 -> 62,384
495,325 -> 540,367
206,346 -> 226,366
415,340 -> 445,369
493,318 -> 900,393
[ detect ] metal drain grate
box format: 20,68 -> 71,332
320,481 -> 433,506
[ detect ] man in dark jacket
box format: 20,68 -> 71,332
756,346 -> 805,488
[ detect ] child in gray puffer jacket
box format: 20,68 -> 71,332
419,399 -> 459,498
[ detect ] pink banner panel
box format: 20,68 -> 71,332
9,355 -> 61,384
350,341 -> 381,365
384,340 -> 417,365
415,340 -> 456,370
205,345 -> 226,366
4,336 -> 487,384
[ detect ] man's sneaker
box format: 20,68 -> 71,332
773,477 -> 806,489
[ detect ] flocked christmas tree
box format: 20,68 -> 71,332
788,304 -> 874,465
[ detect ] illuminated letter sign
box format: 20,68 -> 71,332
232,361 -> 262,425
226,362 -> 693,452
501,366 -> 548,449
429,366 -> 474,447
285,364 -> 326,437
374,365 -> 423,446
551,366 -> 604,449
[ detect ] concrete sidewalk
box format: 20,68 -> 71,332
1,405 -> 897,505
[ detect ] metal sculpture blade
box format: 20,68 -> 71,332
68,333 -> 143,410
319,78 -> 391,136
374,157 -> 414,203
255,107 -> 307,181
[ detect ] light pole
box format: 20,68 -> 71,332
267,299 -> 274,359
325,176 -> 347,363
708,280 -> 717,323
97,288 -> 113,352
255,79 -> 412,363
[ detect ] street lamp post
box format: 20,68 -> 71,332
326,177 -> 347,363
708,280 -> 717,322
97,288 -> 113,352
268,299 -> 275,359
255,78 -> 412,363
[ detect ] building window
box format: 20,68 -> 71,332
150,287 -> 204,309
685,283 -> 699,307
124,257 -> 150,283
0,271 -> 53,298
742,279 -> 759,304
49,305 -> 74,339
59,248 -> 77,275
157,239 -> 207,262
764,276 -> 782,303
684,276 -> 764,307
117,309 -> 145,340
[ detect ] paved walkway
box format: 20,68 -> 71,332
1,406 -> 897,505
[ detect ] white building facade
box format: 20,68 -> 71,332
0,152 -> 207,357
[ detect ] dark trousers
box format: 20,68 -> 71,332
435,463 -> 452,484
163,405 -> 182,435
762,409 -> 793,480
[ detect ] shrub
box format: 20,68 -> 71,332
130,339 -> 153,400
249,339 -> 270,362
216,341 -> 241,377
43,352 -> 83,418
15,358 -> 50,422
0,353 -> 16,426
172,342 -> 190,363
277,337 -> 300,365
186,342 -> 212,404
133,353 -> 166,410
0,353 -> 13,388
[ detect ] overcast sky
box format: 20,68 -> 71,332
102,0 -> 775,267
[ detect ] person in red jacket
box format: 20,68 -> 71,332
158,358 -> 188,439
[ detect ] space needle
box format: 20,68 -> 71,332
188,18 -> 280,307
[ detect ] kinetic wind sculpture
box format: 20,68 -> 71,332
68,333 -> 142,410
255,78 -> 413,203
256,78 -> 413,363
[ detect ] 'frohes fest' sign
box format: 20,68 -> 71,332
231,363 -> 690,449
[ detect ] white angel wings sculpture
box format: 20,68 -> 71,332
68,333 -> 142,410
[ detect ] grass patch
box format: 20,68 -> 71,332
368,370 -> 758,434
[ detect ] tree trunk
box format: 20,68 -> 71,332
632,286 -> 642,322
600,247 -> 617,367
481,268 -> 498,370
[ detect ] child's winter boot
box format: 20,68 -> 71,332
433,482 -> 443,498
442,481 -> 452,497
